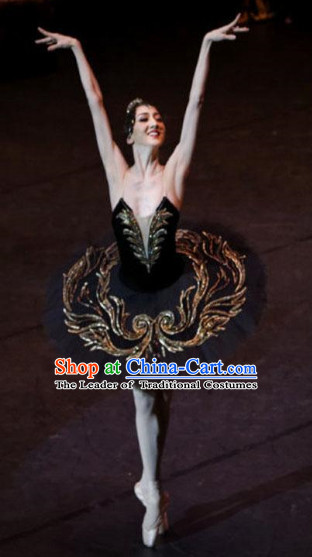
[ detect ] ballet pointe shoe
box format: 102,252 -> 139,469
134,480 -> 169,547
134,480 -> 169,534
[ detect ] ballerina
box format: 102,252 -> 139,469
36,14 -> 249,547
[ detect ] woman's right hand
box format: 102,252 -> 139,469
35,27 -> 79,51
204,14 -> 249,43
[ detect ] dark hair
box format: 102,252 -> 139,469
124,97 -> 152,137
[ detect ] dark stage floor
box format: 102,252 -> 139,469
1,11 -> 312,557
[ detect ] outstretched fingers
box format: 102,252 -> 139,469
229,13 -> 242,28
35,27 -> 59,49
37,26 -> 55,37
222,13 -> 249,36
35,37 -> 54,44
233,26 -> 249,32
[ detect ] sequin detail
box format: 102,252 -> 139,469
63,230 -> 246,360
116,202 -> 172,273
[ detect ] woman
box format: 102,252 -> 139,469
37,15 -> 249,547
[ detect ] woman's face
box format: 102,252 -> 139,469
128,105 -> 166,147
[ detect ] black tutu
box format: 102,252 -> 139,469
44,226 -> 265,383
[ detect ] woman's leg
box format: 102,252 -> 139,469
132,386 -> 172,546
132,386 -> 172,486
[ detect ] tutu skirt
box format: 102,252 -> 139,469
44,228 -> 264,381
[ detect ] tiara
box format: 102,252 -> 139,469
126,98 -> 144,114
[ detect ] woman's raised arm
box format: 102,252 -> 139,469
35,28 -> 128,204
166,14 -> 248,201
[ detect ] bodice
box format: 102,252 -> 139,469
112,196 -> 184,291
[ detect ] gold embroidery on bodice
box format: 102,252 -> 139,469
116,202 -> 172,273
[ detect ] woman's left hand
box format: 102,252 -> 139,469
35,27 -> 79,50
204,13 -> 249,42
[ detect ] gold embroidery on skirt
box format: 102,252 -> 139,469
63,230 -> 246,360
